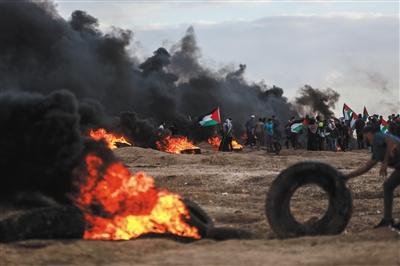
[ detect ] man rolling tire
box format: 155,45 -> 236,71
344,126 -> 400,229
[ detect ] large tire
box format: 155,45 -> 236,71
266,161 -> 352,238
183,198 -> 214,238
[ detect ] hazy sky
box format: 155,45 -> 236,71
55,0 -> 399,116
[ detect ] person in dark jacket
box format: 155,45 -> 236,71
245,115 -> 256,147
307,118 -> 318,151
220,118 -> 233,151
355,114 -> 366,149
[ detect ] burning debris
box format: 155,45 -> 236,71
231,140 -> 244,151
208,136 -> 243,151
73,154 -> 200,240
208,136 -> 221,150
156,136 -> 201,154
0,90 -> 204,242
89,128 -> 132,150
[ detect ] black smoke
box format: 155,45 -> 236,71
0,90 -> 83,203
0,1 -> 297,141
0,89 -> 123,203
295,85 -> 340,118
0,1 -> 342,202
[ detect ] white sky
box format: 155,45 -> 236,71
55,0 -> 400,116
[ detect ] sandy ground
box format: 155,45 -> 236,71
1,145 -> 399,265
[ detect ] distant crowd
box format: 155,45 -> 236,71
221,113 -> 400,153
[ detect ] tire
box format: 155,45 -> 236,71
206,227 -> 254,240
265,161 -> 352,238
0,206 -> 84,242
183,198 -> 214,238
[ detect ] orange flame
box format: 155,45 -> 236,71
208,136 -> 243,151
74,154 -> 200,240
89,128 -> 132,150
208,136 -> 221,150
232,140 -> 243,150
156,136 -> 199,154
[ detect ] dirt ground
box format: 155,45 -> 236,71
1,145 -> 399,265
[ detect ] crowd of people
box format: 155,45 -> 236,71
219,113 -> 400,153
244,115 -> 281,152
157,111 -> 400,154
285,113 -> 400,152
286,115 -> 351,152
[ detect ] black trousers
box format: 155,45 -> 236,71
383,169 -> 400,221
357,134 -> 364,149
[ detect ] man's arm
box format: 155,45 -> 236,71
380,136 -> 399,176
380,146 -> 390,177
345,159 -> 377,180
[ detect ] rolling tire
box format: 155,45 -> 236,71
183,198 -> 214,238
266,161 -> 352,238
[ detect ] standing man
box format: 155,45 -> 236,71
271,115 -> 281,145
327,119 -> 338,151
255,118 -> 265,150
245,115 -> 256,147
307,118 -> 318,151
355,114 -> 366,149
344,126 -> 400,228
265,118 -> 274,152
284,117 -> 295,149
220,118 -> 233,151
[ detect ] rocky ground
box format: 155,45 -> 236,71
1,145 -> 399,265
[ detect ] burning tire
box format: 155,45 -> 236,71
0,206 -> 84,242
265,161 -> 352,238
183,198 -> 214,237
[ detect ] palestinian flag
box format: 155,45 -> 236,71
198,107 -> 221,127
343,103 -> 354,121
380,119 -> 389,133
363,106 -> 369,122
291,118 -> 308,133
350,112 -> 358,129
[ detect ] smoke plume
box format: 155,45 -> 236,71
0,90 -> 83,203
295,85 -> 340,118
0,1 -> 297,140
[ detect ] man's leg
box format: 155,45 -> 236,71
375,169 -> 400,227
290,134 -> 295,149
383,170 -> 400,221
228,136 -> 233,151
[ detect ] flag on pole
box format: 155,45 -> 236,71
363,106 -> 369,122
380,119 -> 389,133
290,118 -> 308,133
342,103 -> 354,121
350,112 -> 358,129
198,107 -> 221,127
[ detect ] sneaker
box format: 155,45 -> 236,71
374,218 -> 394,228
391,222 -> 400,231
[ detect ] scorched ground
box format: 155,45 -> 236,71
1,145 -> 399,265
